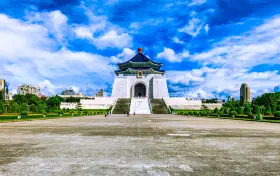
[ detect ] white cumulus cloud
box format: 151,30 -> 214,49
110,48 -> 136,63
179,18 -> 205,37
156,47 -> 189,62
0,13 -> 114,95
172,37 -> 184,44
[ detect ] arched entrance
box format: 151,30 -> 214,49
134,83 -> 146,97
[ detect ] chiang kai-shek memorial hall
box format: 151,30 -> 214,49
111,48 -> 169,99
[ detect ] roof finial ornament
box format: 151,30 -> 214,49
138,48 -> 142,54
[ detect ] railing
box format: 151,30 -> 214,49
110,98 -> 118,114
148,98 -> 153,114
203,103 -> 223,105
133,96 -> 149,99
162,98 -> 171,114
130,97 -> 151,114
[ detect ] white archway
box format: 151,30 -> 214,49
131,81 -> 149,98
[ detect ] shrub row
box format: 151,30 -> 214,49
0,112 -> 103,120
0,116 -> 19,120
178,111 -> 280,121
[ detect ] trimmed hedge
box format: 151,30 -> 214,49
22,114 -> 44,118
0,111 -> 102,121
248,113 -> 255,118
21,111 -> 28,116
263,116 -> 280,120
256,114 -> 263,120
229,111 -> 237,116
274,111 -> 280,117
0,115 -> 19,120
177,111 -> 280,122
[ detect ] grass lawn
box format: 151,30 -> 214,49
0,114 -> 100,123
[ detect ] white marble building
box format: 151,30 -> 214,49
111,48 -> 169,99
111,74 -> 169,98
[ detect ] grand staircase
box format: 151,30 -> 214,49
150,99 -> 169,114
112,98 -> 131,114
129,98 -> 152,114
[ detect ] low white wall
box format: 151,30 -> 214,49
81,98 -> 117,109
60,102 -> 77,109
164,98 -> 223,110
60,98 -> 117,110
204,103 -> 223,110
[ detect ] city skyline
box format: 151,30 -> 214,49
0,0 -> 280,99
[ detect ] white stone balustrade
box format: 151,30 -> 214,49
60,97 -> 117,110
203,103 -> 223,110
60,103 -> 78,109
163,98 -> 223,110
129,98 -> 151,114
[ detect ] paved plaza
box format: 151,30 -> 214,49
0,115 -> 280,176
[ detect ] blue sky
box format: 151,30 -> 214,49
0,0 -> 280,100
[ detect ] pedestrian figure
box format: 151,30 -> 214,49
134,111 -> 136,116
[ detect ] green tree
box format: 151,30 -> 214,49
244,104 -> 251,114
27,94 -> 40,106
274,111 -> 280,117
255,105 -> 262,120
237,106 -> 243,115
47,96 -> 64,110
277,105 -> 280,111
21,103 -> 29,112
252,105 -> 258,114
255,105 -> 260,114
205,98 -> 218,103
30,104 -> 37,113
230,105 -> 236,112
37,103 -> 47,112
6,102 -> 12,113
272,104 -> 277,113
264,105 -> 272,115
0,90 -> 4,101
201,104 -> 208,110
254,92 -> 280,107
214,107 -> 219,114
230,111 -> 237,116
0,102 -> 4,113
65,97 -> 80,103
219,107 -> 225,114
11,103 -> 20,113
13,94 -> 28,105
224,108 -> 229,114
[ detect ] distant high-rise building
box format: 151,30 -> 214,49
96,89 -> 104,97
61,89 -> 76,95
0,80 -> 5,90
18,84 -> 41,97
0,79 -> 9,100
240,83 -> 250,104
0,79 -> 6,99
